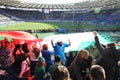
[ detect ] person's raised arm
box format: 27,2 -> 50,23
93,31 -> 105,55
51,40 -> 54,48
93,31 -> 100,47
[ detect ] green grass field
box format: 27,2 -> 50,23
1,22 -> 120,31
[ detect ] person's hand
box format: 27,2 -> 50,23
68,39 -> 71,46
68,39 -> 70,42
93,31 -> 97,36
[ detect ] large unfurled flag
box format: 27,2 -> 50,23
0,31 -> 42,50
0,31 -> 36,41
42,32 -> 111,52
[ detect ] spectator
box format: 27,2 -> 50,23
68,49 -> 93,80
34,57 -> 46,80
66,52 -> 76,67
19,53 -> 30,78
29,46 -> 41,61
21,42 -> 29,54
51,39 -> 71,65
52,65 -> 71,80
93,31 -> 120,80
89,65 -> 106,80
48,55 -> 62,78
12,39 -> 21,59
41,44 -> 54,71
29,47 -> 41,75
0,39 -> 14,74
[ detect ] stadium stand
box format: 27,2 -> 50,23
75,9 -> 120,25
0,0 -> 119,31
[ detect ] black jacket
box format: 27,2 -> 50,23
95,36 -> 120,80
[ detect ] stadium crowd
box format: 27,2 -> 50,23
0,8 -> 120,25
75,9 -> 120,25
0,0 -> 120,80
0,31 -> 120,80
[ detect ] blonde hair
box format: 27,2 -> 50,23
52,65 -> 71,80
77,49 -> 89,59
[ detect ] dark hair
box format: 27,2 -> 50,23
22,43 -> 29,53
57,41 -> 63,46
20,53 -> 28,61
107,42 -> 116,49
55,55 -> 61,62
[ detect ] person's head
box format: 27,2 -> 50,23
106,42 -> 117,49
20,53 -> 28,61
89,65 -> 106,80
32,47 -> 40,58
22,43 -> 29,53
78,49 -> 89,60
57,41 -> 63,46
52,65 -> 71,80
42,44 -> 48,50
54,55 -> 61,64
36,57 -> 46,67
